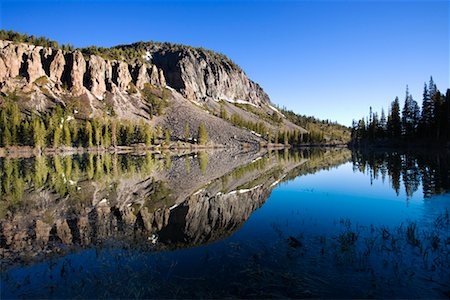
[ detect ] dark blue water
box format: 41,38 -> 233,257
1,150 -> 449,298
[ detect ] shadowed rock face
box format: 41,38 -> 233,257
0,149 -> 352,267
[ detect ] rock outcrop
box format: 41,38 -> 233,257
148,45 -> 270,106
0,40 -> 167,98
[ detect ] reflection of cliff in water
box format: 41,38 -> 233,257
352,150 -> 450,199
0,148 -> 351,266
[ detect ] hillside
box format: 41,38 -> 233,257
0,30 -> 350,151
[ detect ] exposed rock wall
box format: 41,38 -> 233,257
148,45 -> 271,106
0,40 -> 166,98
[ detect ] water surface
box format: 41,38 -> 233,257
1,148 -> 449,298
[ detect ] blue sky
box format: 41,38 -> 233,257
1,0 -> 448,125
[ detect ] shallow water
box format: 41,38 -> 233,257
1,148 -> 449,298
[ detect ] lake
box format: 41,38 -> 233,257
1,148 -> 449,298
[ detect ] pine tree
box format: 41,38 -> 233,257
380,109 -> 387,134
198,123 -> 208,145
220,104 -> 228,120
33,119 -> 46,149
85,121 -> 93,148
93,121 -> 102,147
144,124 -> 153,146
53,125 -> 61,148
110,121 -> 117,147
164,129 -> 171,145
103,122 -> 111,148
387,97 -> 401,138
63,121 -> 71,146
421,82 -> 433,135
3,125 -> 12,147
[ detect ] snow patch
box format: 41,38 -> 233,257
271,175 -> 286,187
216,97 -> 259,108
227,185 -> 262,196
144,51 -> 152,63
251,131 -> 262,137
268,104 -> 286,118
193,189 -> 204,196
251,157 -> 262,163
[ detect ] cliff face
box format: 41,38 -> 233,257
0,40 -> 270,107
0,40 -> 166,98
0,39 -> 305,147
147,45 -> 270,106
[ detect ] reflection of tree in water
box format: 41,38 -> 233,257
0,153 -> 159,216
352,150 -> 450,198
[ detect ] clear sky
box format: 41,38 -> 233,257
1,0 -> 448,126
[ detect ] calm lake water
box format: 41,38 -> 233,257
1,148 -> 449,298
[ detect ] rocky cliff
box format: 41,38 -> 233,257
0,38 -> 307,148
145,43 -> 270,105
0,40 -> 270,106
0,40 -> 166,98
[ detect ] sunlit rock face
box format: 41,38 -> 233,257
0,41 -> 168,121
0,148 -> 352,267
148,44 -> 270,106
0,41 -> 166,96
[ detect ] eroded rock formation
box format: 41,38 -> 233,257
148,45 -> 270,105
0,40 -> 166,98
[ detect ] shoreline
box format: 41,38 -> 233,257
0,143 -> 348,158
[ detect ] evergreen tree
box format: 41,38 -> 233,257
33,119 -> 46,149
164,129 -> 171,145
421,82 -> 434,135
63,121 -> 71,146
144,124 -> 153,146
3,125 -> 12,147
387,97 -> 401,138
85,121 -> 93,148
103,122 -> 111,148
219,104 -> 228,120
198,123 -> 208,145
53,125 -> 62,148
380,109 -> 387,134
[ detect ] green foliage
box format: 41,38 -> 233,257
229,113 -> 267,138
198,152 -> 208,174
0,29 -> 59,48
164,129 -> 171,146
198,123 -> 208,145
219,104 -> 228,120
281,107 -> 350,144
85,121 -> 93,148
127,83 -> 138,94
141,84 -> 169,117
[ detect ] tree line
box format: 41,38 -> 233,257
0,98 -> 209,149
351,77 -> 449,146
